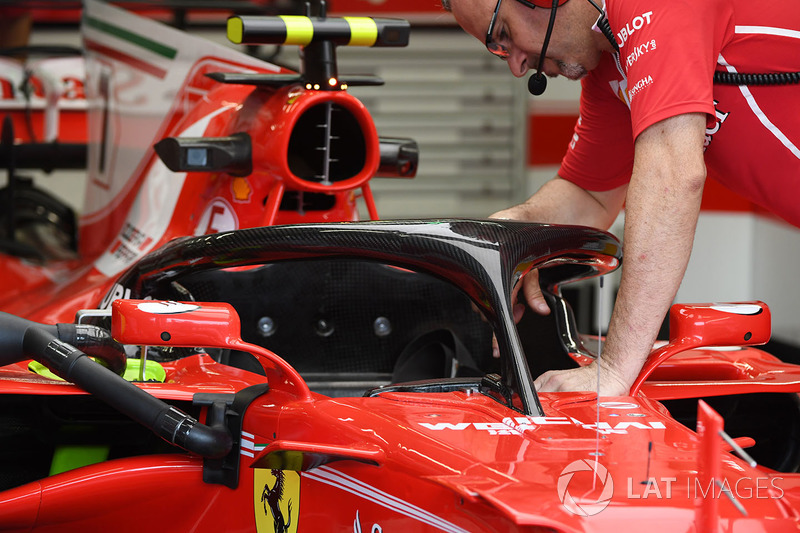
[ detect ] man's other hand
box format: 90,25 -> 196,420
534,361 -> 631,396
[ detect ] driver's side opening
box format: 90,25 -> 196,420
158,259 -> 504,397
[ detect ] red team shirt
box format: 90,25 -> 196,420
559,0 -> 800,227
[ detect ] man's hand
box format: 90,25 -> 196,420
534,360 -> 631,396
487,177 -> 625,359
491,269 -> 552,358
514,269 -> 551,316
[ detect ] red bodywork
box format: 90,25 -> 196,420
2,221 -> 800,531
1,345 -> 799,532
0,5 -> 799,533
0,77 -> 379,323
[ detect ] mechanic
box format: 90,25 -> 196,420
442,0 -> 800,395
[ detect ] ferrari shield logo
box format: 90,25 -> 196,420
254,469 -> 300,533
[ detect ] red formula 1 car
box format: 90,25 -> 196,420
1,219 -> 800,532
0,0 -> 416,324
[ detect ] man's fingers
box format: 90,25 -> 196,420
522,270 -> 550,315
534,364 -> 629,395
535,370 -> 562,392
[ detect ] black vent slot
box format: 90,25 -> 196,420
278,191 -> 337,211
287,102 -> 366,184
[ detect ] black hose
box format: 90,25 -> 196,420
0,312 -> 125,375
22,327 -> 232,459
0,313 -> 62,366
56,323 -> 126,376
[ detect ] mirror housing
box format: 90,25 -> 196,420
629,301 -> 771,396
154,132 -> 252,177
111,300 -> 242,347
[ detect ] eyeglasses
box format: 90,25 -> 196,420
485,0 -> 510,59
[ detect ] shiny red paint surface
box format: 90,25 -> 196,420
0,455 -> 250,533
112,299 -> 313,401
0,257 -> 83,311
245,394 -> 797,531
0,4 -> 393,323
0,7 -> 798,531
631,302 -> 775,397
0,264 -> 115,324
0,354 -> 268,399
639,347 -> 800,400
238,390 -> 799,531
2,301 -> 800,531
111,299 -> 245,348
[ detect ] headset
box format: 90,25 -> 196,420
520,0 -> 798,95
515,0 -> 615,95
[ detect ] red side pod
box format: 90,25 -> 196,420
0,481 -> 42,529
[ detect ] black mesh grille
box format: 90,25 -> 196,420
168,260 -> 496,376
287,102 -> 366,184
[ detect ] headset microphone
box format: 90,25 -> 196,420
528,72 -> 548,95
524,0 -> 615,95
527,0 -> 560,95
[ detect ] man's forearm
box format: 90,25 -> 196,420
601,199 -> 701,387
493,176 -> 626,230
532,113 -> 708,396
600,113 -> 707,388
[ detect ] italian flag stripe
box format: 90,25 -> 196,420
85,16 -> 177,60
85,38 -> 167,79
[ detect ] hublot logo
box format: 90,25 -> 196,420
616,11 -> 654,49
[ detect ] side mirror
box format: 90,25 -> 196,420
629,301 -> 771,396
110,299 -> 312,400
669,302 -> 770,347
153,132 -> 252,177
377,137 -> 418,178
111,300 -> 243,347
